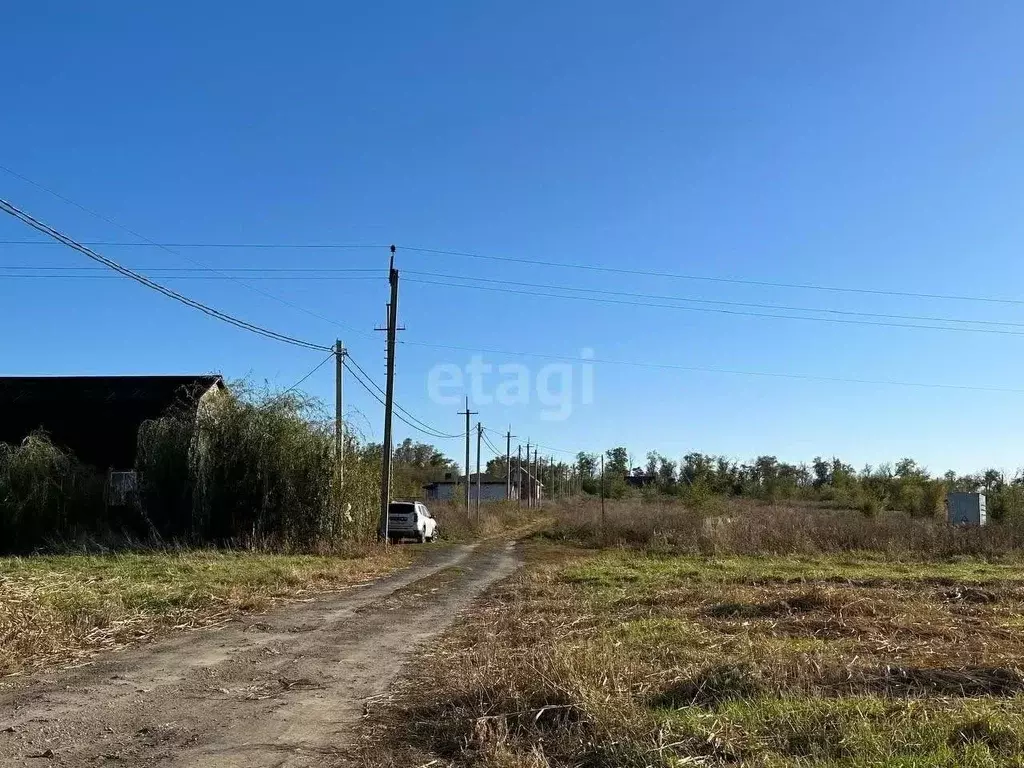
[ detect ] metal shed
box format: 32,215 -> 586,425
947,492 -> 987,526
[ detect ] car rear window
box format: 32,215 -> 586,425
388,503 -> 415,514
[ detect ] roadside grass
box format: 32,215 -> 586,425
431,500 -> 543,543
0,546 -> 413,678
0,501 -> 536,680
356,537 -> 1024,767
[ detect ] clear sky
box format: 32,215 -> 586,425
4,2 -> 1024,475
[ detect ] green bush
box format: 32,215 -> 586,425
2,382 -> 381,553
0,433 -> 106,552
859,496 -> 881,518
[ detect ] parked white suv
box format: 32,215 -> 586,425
386,501 -> 438,543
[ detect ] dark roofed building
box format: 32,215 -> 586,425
0,375 -> 224,469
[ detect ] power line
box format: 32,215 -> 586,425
0,195 -> 459,441
345,354 -> 460,440
0,273 -> 380,281
405,277 -> 1024,339
532,442 -> 579,456
400,339 -> 1024,395
13,263 -> 1024,331
483,426 -> 577,458
342,358 -> 460,441
7,232 -> 1024,308
345,352 -> 462,439
281,352 -> 334,395
404,270 -> 1024,330
481,429 -> 503,457
400,245 -> 1024,308
0,265 -> 380,273
0,240 -> 384,249
0,166 -> 376,338
0,199 -> 331,352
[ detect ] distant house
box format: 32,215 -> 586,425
625,474 -> 658,489
0,375 -> 225,472
424,467 -> 543,503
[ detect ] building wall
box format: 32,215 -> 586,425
426,483 -> 515,501
428,483 -> 460,501
473,484 -> 509,502
947,492 -> 987,525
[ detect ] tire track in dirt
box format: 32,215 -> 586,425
0,538 -> 521,767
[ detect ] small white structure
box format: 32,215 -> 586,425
947,492 -> 987,526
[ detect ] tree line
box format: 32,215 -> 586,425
568,448 -> 1024,520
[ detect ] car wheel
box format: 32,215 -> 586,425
418,531 -> 427,544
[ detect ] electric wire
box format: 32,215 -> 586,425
7,230 -> 1024,307
482,426 -> 576,460
0,166 -> 376,338
342,358 -> 460,440
11,263 -> 1024,331
344,352 -> 462,439
405,277 -> 1024,339
0,265 -> 379,273
481,429 -> 503,458
403,270 -> 1024,331
0,239 -> 385,249
0,273 -> 380,281
6,168 -> 1019,400
399,245 -> 1024,307
0,195 -> 461,440
0,198 -> 331,352
400,339 -> 1024,395
280,352 -> 334,395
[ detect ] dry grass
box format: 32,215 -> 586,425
0,502 -> 535,681
353,500 -> 1024,767
431,500 -> 546,543
547,496 -> 1024,557
0,545 -> 413,678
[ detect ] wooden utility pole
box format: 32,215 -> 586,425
524,440 -> 531,508
376,246 -> 400,540
505,427 -> 513,500
536,448 -> 544,507
459,397 -> 477,518
600,454 -> 606,540
475,422 -> 483,520
517,444 -> 523,508
335,339 -> 345,488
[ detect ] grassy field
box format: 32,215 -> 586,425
357,501 -> 1024,767
0,502 -> 532,680
0,546 -> 414,678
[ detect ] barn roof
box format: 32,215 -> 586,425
0,375 -> 224,469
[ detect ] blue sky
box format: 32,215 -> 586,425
4,2 -> 1024,474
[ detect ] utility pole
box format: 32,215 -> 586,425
505,427 -> 513,500
376,246 -> 400,540
536,448 -> 544,507
550,456 -> 555,501
475,422 -> 483,520
517,444 -> 523,509
600,454 -> 606,541
525,440 -> 531,508
459,397 -> 477,518
334,340 -> 345,489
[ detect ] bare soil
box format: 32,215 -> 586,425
0,538 -> 520,767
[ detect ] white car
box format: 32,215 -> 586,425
386,501 -> 438,543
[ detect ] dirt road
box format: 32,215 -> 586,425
0,538 -> 520,767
